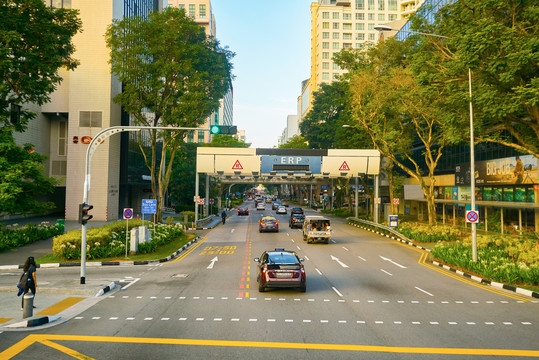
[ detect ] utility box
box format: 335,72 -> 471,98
138,225 -> 150,243
130,228 -> 139,254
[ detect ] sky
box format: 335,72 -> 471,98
209,0 -> 312,149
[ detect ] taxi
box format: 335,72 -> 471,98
259,216 -> 279,232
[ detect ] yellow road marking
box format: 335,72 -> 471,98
0,318 -> 12,324
36,297 -> 85,316
167,236 -> 208,264
1,334 -> 538,358
38,339 -> 95,360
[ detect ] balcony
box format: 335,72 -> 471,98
336,0 -> 351,6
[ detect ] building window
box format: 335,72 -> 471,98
333,12 -> 339,19
198,130 -> 204,143
343,23 -> 352,30
343,33 -> 352,40
368,23 -> 375,30
322,11 -> 330,19
214,110 -> 219,125
356,23 -> 364,30
187,131 -> 194,143
189,4 -> 195,18
378,0 -> 385,11
79,111 -> 102,128
355,0 -> 364,10
389,14 -> 397,21
322,42 -> 329,49
343,43 -> 352,48
356,13 -> 364,20
356,33 -> 365,40
47,0 -> 71,8
368,0 -> 375,10
378,14 -> 385,21
332,42 -> 340,50
343,13 -> 351,20
199,4 -> 206,18
178,4 -> 185,10
51,161 -> 67,176
333,62 -> 340,70
368,13 -> 375,20
58,120 -> 66,156
388,0 -> 397,11
322,52 -> 330,59
323,62 -> 329,69
368,33 -> 375,40
356,43 -> 363,48
333,32 -> 340,39
333,23 -> 339,29
322,72 -> 330,80
323,32 -> 330,39
323,22 -> 329,29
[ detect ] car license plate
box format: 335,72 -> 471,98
276,272 -> 293,278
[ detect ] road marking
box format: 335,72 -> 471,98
330,255 -> 349,268
380,269 -> 393,276
379,256 -> 407,269
304,255 -> 309,261
415,287 -> 434,297
342,247 -> 349,251
315,268 -> 322,275
332,287 -> 343,297
297,246 -> 301,251
231,229 -> 235,233
36,297 -> 85,316
357,255 -> 366,262
207,256 -> 218,269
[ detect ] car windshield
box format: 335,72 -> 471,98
268,253 -> 298,264
262,218 -> 276,223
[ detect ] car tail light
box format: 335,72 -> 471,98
275,221 -> 278,225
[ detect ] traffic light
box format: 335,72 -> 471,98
78,203 -> 93,225
210,125 -> 237,135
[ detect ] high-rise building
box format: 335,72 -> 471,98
168,0 -> 234,144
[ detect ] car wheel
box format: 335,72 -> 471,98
258,282 -> 266,292
299,284 -> 306,292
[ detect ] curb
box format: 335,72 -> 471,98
348,221 -> 539,299
6,315 -> 60,328
96,282 -> 115,297
0,236 -> 200,271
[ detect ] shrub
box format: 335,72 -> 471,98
320,208 -> 353,217
0,222 -> 63,252
397,222 -> 464,243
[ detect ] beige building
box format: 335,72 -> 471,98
12,0 -> 162,222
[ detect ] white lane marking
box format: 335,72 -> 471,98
381,269 -> 393,276
291,239 -> 295,243
342,247 -> 349,251
285,319 -> 293,323
207,256 -> 218,269
304,255 -> 309,261
297,246 -> 301,251
109,317 -> 118,320
287,233 -> 290,236
144,318 -> 153,321
330,240 -> 337,244
161,318 -> 170,321
379,256 -> 407,269
415,286 -> 434,297
267,319 -> 276,322
332,287 -> 344,297
303,320 -> 311,323
214,318 -> 222,321
358,255 -> 367,262
331,255 -> 349,268
121,277 -> 140,290
179,318 -> 187,321
126,317 -> 135,321
315,268 -> 323,275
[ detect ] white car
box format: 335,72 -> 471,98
256,203 -> 265,211
276,205 -> 287,214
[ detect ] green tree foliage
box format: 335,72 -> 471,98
206,134 -> 250,148
279,135 -> 309,149
106,7 -> 234,221
0,128 -> 57,215
409,0 -> 539,156
0,0 -> 81,131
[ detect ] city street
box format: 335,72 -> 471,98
0,202 -> 538,359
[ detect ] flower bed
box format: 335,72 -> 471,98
52,220 -> 184,260
0,222 -> 64,252
396,222 -> 464,243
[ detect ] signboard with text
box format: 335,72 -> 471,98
142,199 -> 157,214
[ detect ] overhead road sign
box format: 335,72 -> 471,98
260,155 -> 322,175
321,149 -> 380,177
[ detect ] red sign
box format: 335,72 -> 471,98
339,161 -> 350,171
466,210 -> 479,223
123,208 -> 133,220
232,160 -> 243,170
393,198 -> 400,205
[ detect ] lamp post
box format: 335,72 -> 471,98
374,24 -> 477,261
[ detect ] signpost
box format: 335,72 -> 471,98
123,208 -> 133,257
466,210 -> 479,224
142,199 -> 157,237
389,215 -> 399,228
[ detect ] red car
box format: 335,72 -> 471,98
254,248 -> 306,292
238,207 -> 249,216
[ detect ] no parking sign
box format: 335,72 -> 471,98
123,208 -> 133,220
466,210 -> 479,224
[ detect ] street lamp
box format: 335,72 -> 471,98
375,25 -> 477,261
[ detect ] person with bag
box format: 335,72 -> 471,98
19,256 -> 37,310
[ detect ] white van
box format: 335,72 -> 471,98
302,216 -> 331,244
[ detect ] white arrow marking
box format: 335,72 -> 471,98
207,256 -> 218,269
121,278 -> 140,290
331,255 -> 349,268
379,256 -> 407,268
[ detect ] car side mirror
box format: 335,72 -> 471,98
299,258 -> 304,262
254,258 -> 260,262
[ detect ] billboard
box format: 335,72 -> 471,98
455,155 -> 538,186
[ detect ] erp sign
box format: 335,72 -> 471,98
260,155 -> 322,174
142,199 -> 157,214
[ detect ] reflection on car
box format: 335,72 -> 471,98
259,216 -> 279,232
254,248 -> 306,292
276,205 -> 287,214
271,202 -> 280,210
289,214 -> 305,228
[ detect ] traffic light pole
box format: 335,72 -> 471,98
80,125 -> 208,284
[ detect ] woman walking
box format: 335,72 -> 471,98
19,256 -> 37,310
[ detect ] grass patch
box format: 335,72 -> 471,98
36,232 -> 196,264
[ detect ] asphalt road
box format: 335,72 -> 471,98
1,201 -> 538,359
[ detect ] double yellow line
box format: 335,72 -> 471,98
167,236 -> 208,264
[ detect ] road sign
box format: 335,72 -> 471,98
393,198 -> 400,205
375,197 -> 381,204
339,161 -> 350,171
389,215 -> 398,227
210,199 -> 214,204
198,199 -> 205,205
193,195 -> 200,202
123,208 -> 133,220
142,199 -> 157,214
466,210 -> 479,223
232,160 -> 243,170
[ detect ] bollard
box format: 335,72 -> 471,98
22,293 -> 34,319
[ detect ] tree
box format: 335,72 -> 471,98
207,134 -> 250,148
409,0 -> 539,157
279,135 -> 309,149
106,7 -> 234,221
0,128 -> 58,215
0,0 -> 82,131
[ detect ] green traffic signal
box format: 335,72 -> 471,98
210,125 -> 237,135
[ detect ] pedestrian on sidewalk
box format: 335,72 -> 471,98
19,256 -> 37,310
221,210 -> 227,225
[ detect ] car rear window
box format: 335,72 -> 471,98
262,218 -> 276,223
268,253 -> 298,264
